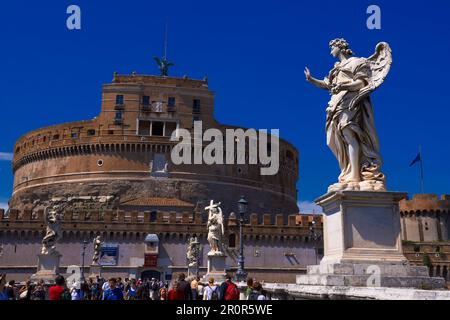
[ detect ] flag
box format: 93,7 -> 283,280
409,153 -> 421,167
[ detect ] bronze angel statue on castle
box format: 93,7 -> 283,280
305,38 -> 392,192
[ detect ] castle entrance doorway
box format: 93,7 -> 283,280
140,269 -> 161,281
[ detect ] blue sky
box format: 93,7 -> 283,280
1,1 -> 450,211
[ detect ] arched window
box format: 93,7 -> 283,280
228,233 -> 236,248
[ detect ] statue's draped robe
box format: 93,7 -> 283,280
207,214 -> 222,251
325,57 -> 384,184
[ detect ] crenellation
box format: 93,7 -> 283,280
288,215 -> 296,226
250,213 -> 258,225
181,211 -> 190,224
263,214 -> 271,225
169,211 -> 177,224
276,214 -> 284,226
23,209 -> 32,220
193,212 -> 202,224
130,210 -> 138,224
400,194 -> 450,243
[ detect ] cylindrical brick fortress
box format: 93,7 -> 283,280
10,74 -> 299,217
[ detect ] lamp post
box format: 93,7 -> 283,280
236,196 -> 248,282
81,240 -> 88,284
309,220 -> 322,265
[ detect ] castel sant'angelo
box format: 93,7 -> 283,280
2,60 -> 449,284
10,71 -> 298,216
0,61 -> 324,282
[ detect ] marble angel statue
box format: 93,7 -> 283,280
304,38 -> 392,192
92,235 -> 103,265
41,204 -> 63,255
205,201 -> 225,255
186,236 -> 200,268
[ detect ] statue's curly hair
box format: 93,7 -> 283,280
329,38 -> 353,56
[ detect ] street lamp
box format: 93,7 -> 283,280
81,240 -> 88,284
309,220 -> 322,265
236,196 -> 248,282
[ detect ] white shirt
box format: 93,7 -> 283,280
203,285 -> 218,300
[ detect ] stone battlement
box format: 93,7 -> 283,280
0,209 -> 322,239
400,194 -> 450,213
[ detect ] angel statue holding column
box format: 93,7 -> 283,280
304,38 -> 392,192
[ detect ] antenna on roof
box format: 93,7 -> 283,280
153,18 -> 174,77
164,18 -> 168,61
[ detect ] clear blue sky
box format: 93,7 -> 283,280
1,1 -> 450,210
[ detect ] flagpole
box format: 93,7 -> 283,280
419,145 -> 425,193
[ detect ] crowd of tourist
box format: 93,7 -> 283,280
0,272 -> 268,301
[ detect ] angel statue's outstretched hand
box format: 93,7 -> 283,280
304,38 -> 392,192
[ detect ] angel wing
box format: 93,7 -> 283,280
218,207 -> 225,236
349,42 -> 392,109
153,56 -> 162,66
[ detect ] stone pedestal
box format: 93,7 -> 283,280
203,253 -> 227,283
188,265 -> 199,278
297,191 -> 445,289
89,264 -> 102,279
30,253 -> 62,284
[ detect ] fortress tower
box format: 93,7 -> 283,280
10,73 -> 299,218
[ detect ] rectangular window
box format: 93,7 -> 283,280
193,99 -> 201,113
168,97 -> 176,107
138,120 -> 151,136
87,129 -> 96,136
142,95 -> 150,106
116,95 -> 124,105
114,112 -> 123,124
52,134 -> 60,140
151,121 -> 164,136
71,132 -> 78,139
165,122 -> 177,137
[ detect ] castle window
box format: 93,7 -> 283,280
114,112 -> 123,125
193,99 -> 201,113
87,129 -> 96,136
151,121 -> 164,136
228,233 -> 236,248
116,95 -> 124,105
165,122 -> 177,137
142,95 -> 150,106
138,120 -> 151,136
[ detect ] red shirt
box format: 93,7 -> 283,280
49,285 -> 65,300
168,289 -> 184,300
